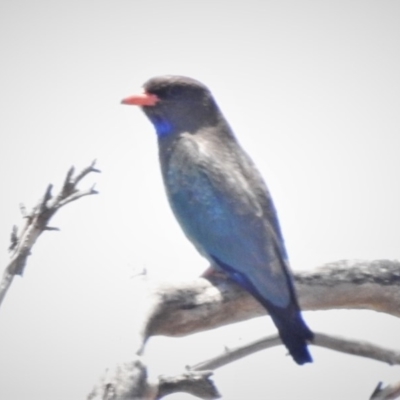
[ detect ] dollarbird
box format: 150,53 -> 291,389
121,75 -> 313,364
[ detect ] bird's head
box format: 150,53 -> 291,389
121,75 -> 221,137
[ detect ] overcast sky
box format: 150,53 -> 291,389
1,1 -> 400,399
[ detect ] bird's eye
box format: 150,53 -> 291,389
152,86 -> 179,100
165,86 -> 183,98
151,84 -> 200,101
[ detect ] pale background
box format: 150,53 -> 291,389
1,1 -> 400,399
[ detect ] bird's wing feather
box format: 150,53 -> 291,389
164,132 -> 293,308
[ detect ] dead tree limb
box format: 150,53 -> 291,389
191,331 -> 400,372
86,357 -> 220,400
156,371 -> 220,400
86,358 -> 158,400
371,380 -> 400,400
140,259 -> 400,341
0,161 -> 100,309
89,259 -> 400,399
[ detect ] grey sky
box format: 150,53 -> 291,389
1,1 -> 400,399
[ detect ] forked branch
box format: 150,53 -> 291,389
88,259 -> 400,399
0,161 -> 100,308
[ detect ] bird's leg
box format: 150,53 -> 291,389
201,265 -> 228,279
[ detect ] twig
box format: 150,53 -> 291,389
191,335 -> 282,371
0,161 -> 100,309
371,381 -> 400,400
314,333 -> 400,365
191,332 -> 400,372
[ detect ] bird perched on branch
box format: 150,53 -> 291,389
121,75 -> 313,364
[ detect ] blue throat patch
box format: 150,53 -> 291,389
153,117 -> 173,137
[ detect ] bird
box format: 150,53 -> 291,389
121,75 -> 313,364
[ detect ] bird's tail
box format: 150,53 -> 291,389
266,301 -> 314,365
208,254 -> 313,364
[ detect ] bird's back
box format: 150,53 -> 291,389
159,126 -> 291,307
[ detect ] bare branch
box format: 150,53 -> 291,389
139,260 -> 400,341
87,358 -> 157,400
92,319 -> 400,399
8,225 -> 18,252
0,162 -> 99,309
191,332 -> 400,372
60,166 -> 76,198
192,335 -> 282,371
157,371 -> 220,400
43,226 -> 61,232
138,331 -> 400,398
39,184 -> 53,213
56,187 -> 99,208
88,259 -> 400,399
314,333 -> 400,365
371,381 -> 400,400
87,359 -> 220,400
71,159 -> 100,187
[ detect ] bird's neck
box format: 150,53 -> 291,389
151,116 -> 174,137
157,118 -> 236,169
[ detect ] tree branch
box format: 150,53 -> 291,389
191,332 -> 400,372
87,357 -> 220,400
139,259 -> 400,341
86,358 -> 157,400
371,381 -> 400,400
88,327 -> 400,400
157,371 -> 220,400
87,259 -> 400,399
0,161 -> 100,309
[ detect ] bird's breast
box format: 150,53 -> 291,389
157,133 -> 291,301
160,135 -> 238,242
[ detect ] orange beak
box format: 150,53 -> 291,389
121,92 -> 159,106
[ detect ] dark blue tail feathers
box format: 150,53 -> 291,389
267,302 -> 313,365
210,255 -> 313,365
